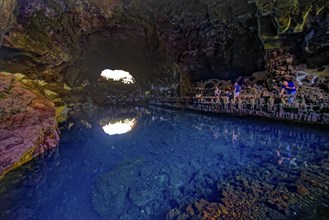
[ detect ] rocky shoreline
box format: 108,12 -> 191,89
0,73 -> 60,177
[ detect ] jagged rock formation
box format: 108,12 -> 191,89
0,73 -> 60,177
0,0 -> 328,88
0,0 -> 16,45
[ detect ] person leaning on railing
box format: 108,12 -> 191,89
214,86 -> 221,103
280,80 -> 297,104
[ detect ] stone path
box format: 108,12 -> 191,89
149,95 -> 329,125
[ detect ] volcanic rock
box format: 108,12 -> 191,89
0,73 -> 59,177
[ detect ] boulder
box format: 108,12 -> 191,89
0,73 -> 59,177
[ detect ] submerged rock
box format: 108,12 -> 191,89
166,156 -> 329,220
0,73 -> 59,177
92,159 -> 177,219
92,159 -> 143,219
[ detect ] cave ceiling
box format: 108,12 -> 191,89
0,0 -> 328,86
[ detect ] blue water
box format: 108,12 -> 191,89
0,106 -> 329,219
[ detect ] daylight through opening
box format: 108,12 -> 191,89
101,69 -> 135,84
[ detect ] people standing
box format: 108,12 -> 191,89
214,86 -> 221,103
280,80 -> 296,104
224,88 -> 231,103
233,82 -> 241,103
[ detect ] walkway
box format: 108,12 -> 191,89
149,95 -> 329,125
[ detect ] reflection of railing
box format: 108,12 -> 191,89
148,96 -> 329,124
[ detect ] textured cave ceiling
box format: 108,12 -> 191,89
0,0 -> 328,86
74,27 -> 155,84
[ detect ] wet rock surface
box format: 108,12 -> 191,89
0,73 -> 59,177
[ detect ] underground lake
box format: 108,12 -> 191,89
0,106 -> 328,220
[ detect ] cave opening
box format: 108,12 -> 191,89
71,27 -> 161,88
100,69 -> 135,84
1,1 -> 329,220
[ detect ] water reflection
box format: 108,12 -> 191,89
276,144 -> 299,166
0,106 -> 328,220
101,118 -> 137,135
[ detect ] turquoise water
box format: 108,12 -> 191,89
0,106 -> 329,219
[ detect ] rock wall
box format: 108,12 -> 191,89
0,0 -> 16,45
1,0 -> 120,70
0,73 -> 60,177
0,0 -> 328,86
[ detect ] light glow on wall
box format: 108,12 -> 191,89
101,69 -> 135,84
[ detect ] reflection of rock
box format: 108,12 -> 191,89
0,73 -> 59,177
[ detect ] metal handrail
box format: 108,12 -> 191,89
149,96 -> 328,109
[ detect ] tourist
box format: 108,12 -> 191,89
280,80 -> 296,104
224,89 -> 231,103
214,86 -> 221,103
233,82 -> 241,103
